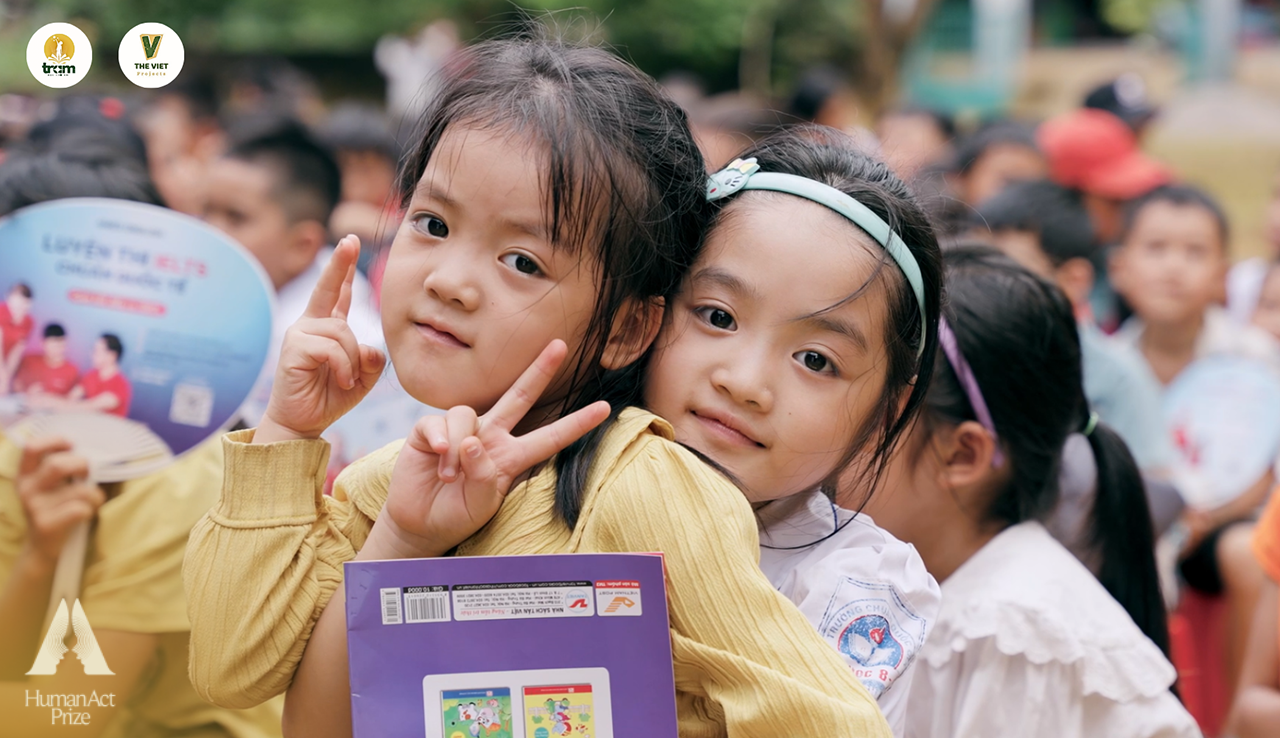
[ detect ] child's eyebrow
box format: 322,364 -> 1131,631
413,181 -> 457,209
500,216 -> 551,244
797,313 -> 869,353
413,181 -> 550,243
691,267 -> 761,301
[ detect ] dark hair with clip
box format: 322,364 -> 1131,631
397,32 -> 709,528
915,244 -> 1168,656
715,125 -> 944,513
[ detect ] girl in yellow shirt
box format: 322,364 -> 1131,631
184,38 -> 940,737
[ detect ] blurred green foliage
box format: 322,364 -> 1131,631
1100,0 -> 1175,34
1,0 -> 865,94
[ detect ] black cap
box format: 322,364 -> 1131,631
1083,74 -> 1156,131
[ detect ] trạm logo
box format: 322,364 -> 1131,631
27,598 -> 114,676
26,22 -> 93,89
141,33 -> 162,60
45,34 -> 74,64
119,22 -> 184,89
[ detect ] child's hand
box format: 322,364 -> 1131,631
256,235 -> 386,443
16,437 -> 105,568
369,340 -> 610,559
1178,507 -> 1216,556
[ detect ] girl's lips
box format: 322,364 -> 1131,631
692,410 -> 764,448
414,321 -> 469,349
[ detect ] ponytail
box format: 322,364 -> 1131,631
1084,421 -> 1171,658
929,246 -> 1172,665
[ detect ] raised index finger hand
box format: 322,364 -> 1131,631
303,235 -> 360,320
483,340 -> 569,433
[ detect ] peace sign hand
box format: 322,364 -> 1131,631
366,340 -> 610,560
255,235 -> 387,444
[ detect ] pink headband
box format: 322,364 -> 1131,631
937,316 -> 1004,467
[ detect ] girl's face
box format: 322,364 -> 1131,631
645,194 -> 894,502
380,126 -> 601,418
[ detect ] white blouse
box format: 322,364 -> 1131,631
908,521 -> 1201,738
758,491 -> 941,737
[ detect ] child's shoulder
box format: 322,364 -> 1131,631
583,407 -> 752,516
930,522 -> 1175,698
760,492 -> 940,616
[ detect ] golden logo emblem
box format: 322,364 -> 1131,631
43,33 -> 75,64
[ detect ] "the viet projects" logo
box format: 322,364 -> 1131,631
26,22 -> 93,88
118,22 -> 185,88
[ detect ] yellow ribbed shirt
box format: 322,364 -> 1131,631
0,435 -> 283,738
184,407 -> 890,737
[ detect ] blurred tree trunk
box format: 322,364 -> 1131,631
858,0 -> 941,115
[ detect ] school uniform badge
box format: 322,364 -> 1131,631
817,577 -> 929,697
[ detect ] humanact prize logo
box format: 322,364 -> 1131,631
26,22 -> 93,88
23,599 -> 117,726
119,22 -> 185,88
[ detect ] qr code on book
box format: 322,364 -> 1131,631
169,382 -> 214,427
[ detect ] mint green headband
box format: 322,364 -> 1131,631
706,157 -> 928,358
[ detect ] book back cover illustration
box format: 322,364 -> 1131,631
440,687 -> 513,738
523,684 -> 594,738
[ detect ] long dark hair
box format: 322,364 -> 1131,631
715,126 -> 944,509
921,244 -> 1169,655
397,34 -> 708,528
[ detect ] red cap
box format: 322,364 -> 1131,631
1038,108 -> 1172,200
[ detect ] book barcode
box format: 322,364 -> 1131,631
404,591 -> 450,623
380,588 -> 402,625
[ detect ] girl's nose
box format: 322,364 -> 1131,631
421,249 -> 481,310
711,355 -> 774,413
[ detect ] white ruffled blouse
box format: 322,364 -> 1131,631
907,521 -> 1201,738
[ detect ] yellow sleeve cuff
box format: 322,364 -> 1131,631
216,429 -> 331,523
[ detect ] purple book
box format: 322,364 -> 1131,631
345,553 -> 678,738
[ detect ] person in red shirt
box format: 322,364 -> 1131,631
69,333 -> 131,417
0,282 -> 34,395
13,323 -> 79,397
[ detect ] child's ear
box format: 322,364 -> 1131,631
1054,257 -> 1095,308
601,297 -> 665,371
935,420 -> 1000,495
285,220 -> 330,279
